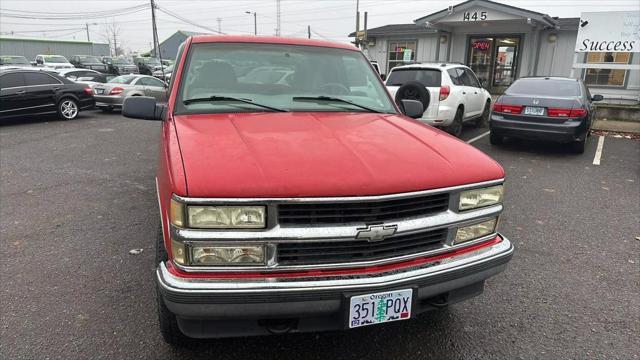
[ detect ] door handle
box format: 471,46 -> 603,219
462,92 -> 466,95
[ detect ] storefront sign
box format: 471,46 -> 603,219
575,11 -> 640,52
472,40 -> 491,50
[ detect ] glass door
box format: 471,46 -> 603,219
492,37 -> 520,93
467,36 -> 521,94
468,37 -> 494,90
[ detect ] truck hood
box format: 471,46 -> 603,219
173,112 -> 503,197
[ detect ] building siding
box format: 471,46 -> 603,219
0,38 -> 110,60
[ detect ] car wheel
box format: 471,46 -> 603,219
446,108 -> 463,137
395,81 -> 430,112
490,131 -> 504,145
569,139 -> 586,154
58,98 -> 79,120
155,225 -> 192,346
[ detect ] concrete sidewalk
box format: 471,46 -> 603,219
592,119 -> 640,134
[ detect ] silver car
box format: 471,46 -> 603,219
92,74 -> 167,111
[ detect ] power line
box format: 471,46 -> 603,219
0,4 -> 149,19
155,5 -> 223,34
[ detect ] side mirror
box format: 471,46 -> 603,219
400,99 -> 424,119
479,79 -> 486,88
380,74 -> 387,81
591,94 -> 604,102
122,96 -> 165,120
36,59 -> 43,65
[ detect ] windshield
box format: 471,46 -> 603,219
79,56 -> 100,63
144,58 -> 161,65
387,68 -> 442,87
109,75 -> 137,84
1,56 -> 29,65
177,43 -> 395,114
44,55 -> 69,63
506,79 -> 579,97
112,58 -> 133,65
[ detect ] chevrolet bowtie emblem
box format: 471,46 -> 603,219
356,224 -> 398,242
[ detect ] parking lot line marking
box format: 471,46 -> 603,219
593,136 -> 605,165
466,131 -> 491,144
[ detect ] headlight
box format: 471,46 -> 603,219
187,205 -> 266,229
459,185 -> 504,211
454,218 -> 497,244
191,244 -> 265,265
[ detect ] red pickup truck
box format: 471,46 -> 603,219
123,35 -> 513,345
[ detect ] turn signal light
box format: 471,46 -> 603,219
493,104 -> 523,114
439,85 -> 450,101
109,87 -> 124,95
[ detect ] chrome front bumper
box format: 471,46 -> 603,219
157,234 -> 512,296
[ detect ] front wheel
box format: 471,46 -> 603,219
58,98 -> 79,120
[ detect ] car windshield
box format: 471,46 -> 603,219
112,58 -> 133,65
177,43 -> 395,114
79,56 -> 101,63
506,79 -> 580,97
144,58 -> 161,65
43,55 -> 69,63
386,68 -> 442,87
0,56 -> 29,65
109,75 -> 137,84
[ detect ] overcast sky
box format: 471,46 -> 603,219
1,0 -> 639,53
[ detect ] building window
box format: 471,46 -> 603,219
387,41 -> 417,72
584,52 -> 631,87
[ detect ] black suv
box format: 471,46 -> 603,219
69,55 -> 108,73
102,56 -> 139,75
133,56 -> 162,75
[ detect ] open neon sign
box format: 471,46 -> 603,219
473,41 -> 491,50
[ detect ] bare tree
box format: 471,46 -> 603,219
100,19 -> 125,56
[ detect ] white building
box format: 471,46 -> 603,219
352,0 -> 639,103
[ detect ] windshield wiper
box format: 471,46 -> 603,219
292,96 -> 384,113
183,95 -> 287,112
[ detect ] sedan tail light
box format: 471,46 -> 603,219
439,85 -> 450,101
83,87 -> 93,95
109,87 -> 124,95
547,108 -> 587,118
493,103 -> 523,114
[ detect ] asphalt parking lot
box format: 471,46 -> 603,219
1,111 -> 638,360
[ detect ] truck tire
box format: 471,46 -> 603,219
156,225 -> 192,347
395,81 -> 430,111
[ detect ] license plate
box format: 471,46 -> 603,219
348,289 -> 412,328
94,88 -> 104,95
524,106 -> 544,115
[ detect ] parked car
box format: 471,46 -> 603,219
0,55 -> 33,70
69,55 -> 108,73
386,63 -> 492,137
161,59 -> 174,67
0,68 -> 94,120
133,56 -> 162,75
152,64 -> 174,82
57,68 -> 115,86
101,56 -> 139,75
34,54 -> 74,70
122,35 -> 513,345
489,77 -> 602,153
93,74 -> 166,112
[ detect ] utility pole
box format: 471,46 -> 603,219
150,0 -> 159,57
355,0 -> 360,48
245,11 -> 257,35
85,22 -> 90,41
113,30 -> 117,56
276,0 -> 281,36
217,18 -> 222,33
363,11 -> 368,51
308,25 -> 311,39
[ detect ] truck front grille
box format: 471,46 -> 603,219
277,228 -> 448,266
277,193 -> 449,225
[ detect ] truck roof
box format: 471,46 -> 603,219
190,35 -> 358,51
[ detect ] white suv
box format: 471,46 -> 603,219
386,63 -> 491,137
